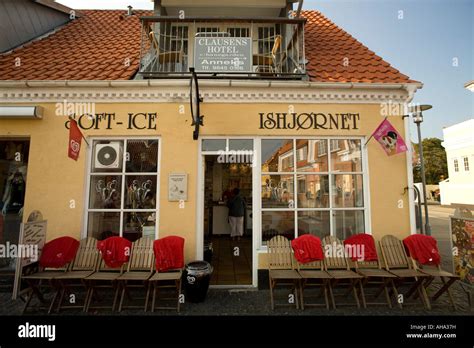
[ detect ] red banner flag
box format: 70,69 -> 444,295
372,118 -> 408,156
68,119 -> 83,161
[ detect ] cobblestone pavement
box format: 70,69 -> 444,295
1,280 -> 471,316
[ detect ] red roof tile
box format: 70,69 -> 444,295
302,10 -> 414,83
0,9 -> 415,83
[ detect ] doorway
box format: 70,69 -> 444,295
203,154 -> 253,286
0,139 -> 30,288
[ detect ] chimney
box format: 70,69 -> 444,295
127,5 -> 133,16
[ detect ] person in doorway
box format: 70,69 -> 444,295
227,188 -> 246,241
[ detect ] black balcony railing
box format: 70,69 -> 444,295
138,16 -> 307,79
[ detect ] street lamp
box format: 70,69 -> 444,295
408,104 -> 432,236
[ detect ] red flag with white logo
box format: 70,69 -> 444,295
68,119 -> 83,161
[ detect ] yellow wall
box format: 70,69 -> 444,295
0,102 -> 411,268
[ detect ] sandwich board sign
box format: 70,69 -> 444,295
12,220 -> 47,300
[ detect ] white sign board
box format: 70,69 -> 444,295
12,220 -> 47,300
168,173 -> 188,201
194,37 -> 252,73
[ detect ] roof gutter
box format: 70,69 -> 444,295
0,79 -> 423,91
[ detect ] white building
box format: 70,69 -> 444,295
439,119 -> 474,205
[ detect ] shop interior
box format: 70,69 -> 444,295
203,155 -> 252,286
0,139 -> 29,288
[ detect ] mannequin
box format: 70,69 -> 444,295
1,169 -> 26,216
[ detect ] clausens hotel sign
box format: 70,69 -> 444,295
194,36 -> 252,72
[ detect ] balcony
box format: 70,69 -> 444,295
138,16 -> 307,79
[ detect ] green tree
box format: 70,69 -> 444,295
412,138 -> 448,184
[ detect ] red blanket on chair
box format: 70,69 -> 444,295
403,234 -> 441,266
153,236 -> 185,272
291,234 -> 324,264
39,236 -> 80,268
97,236 -> 132,268
343,233 -> 378,262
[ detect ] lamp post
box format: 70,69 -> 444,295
409,104 -> 432,236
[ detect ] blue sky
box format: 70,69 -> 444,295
58,0 -> 473,141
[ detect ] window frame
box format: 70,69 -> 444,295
454,158 -> 459,172
463,157 -> 470,172
259,137 -> 370,246
83,137 -> 161,240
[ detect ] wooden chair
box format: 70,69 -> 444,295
404,235 -> 459,310
379,235 -> 432,309
83,240 -> 129,312
321,236 -> 364,309
22,236 -> 79,314
296,259 -> 332,310
267,235 -> 301,310
148,237 -> 185,312
148,30 -> 184,70
22,265 -> 68,314
116,237 -> 154,312
52,237 -> 100,312
253,35 -> 282,74
352,246 -> 399,308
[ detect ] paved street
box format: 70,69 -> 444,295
421,205 -> 456,271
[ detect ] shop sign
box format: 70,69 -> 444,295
64,113 -> 158,130
259,112 -> 360,130
168,173 -> 188,201
194,37 -> 252,73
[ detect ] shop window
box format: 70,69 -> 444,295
86,139 -> 159,242
229,139 -> 253,151
331,139 -> 362,172
298,140 -> 328,172
261,138 -> 366,244
262,139 -> 293,172
202,139 -> 226,152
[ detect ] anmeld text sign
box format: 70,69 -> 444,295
194,37 -> 252,73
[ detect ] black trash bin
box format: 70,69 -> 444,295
184,261 -> 213,303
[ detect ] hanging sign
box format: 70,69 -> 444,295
194,37 -> 252,73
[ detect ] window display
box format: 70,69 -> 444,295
86,139 -> 159,241
261,138 -> 365,243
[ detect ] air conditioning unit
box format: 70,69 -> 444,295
94,142 -> 123,170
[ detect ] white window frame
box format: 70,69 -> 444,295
82,136 -> 161,240
259,137 -> 370,248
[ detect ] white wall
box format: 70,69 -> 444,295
440,119 -> 474,205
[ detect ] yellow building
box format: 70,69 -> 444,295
0,0 -> 421,288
